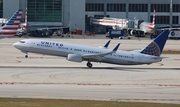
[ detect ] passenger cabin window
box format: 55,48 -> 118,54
20,41 -> 25,43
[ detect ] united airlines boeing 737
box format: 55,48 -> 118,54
13,30 -> 169,68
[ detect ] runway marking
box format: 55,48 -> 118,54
111,98 -> 180,102
17,56 -> 43,59
77,83 -> 111,86
1,82 -> 180,87
159,84 -> 180,87
16,56 -> 61,59
0,82 -> 14,84
174,59 -> 180,61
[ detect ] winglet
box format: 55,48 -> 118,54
104,40 -> 111,48
113,43 -> 120,52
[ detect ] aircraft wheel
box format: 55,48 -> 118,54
87,62 -> 92,68
25,55 -> 28,58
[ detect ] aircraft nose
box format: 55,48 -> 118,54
13,42 -> 19,48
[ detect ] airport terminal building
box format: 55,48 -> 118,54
1,0 -> 180,33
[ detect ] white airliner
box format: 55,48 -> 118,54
128,9 -> 156,36
91,9 -> 156,36
91,17 -> 128,30
13,30 -> 169,68
0,9 -> 23,38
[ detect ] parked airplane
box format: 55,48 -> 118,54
91,9 -> 156,36
13,30 -> 169,68
0,9 -> 23,38
128,9 -> 156,36
91,17 -> 129,30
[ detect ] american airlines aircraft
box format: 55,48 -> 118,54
91,17 -> 128,30
0,9 -> 23,38
128,9 -> 156,36
13,30 -> 169,68
91,9 -> 156,36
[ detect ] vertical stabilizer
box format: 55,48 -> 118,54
140,30 -> 169,56
2,9 -> 23,30
152,9 -> 156,24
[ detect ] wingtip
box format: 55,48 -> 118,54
104,40 -> 111,48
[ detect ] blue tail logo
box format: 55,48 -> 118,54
140,30 -> 170,56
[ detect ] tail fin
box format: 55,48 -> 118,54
2,9 -> 23,30
140,30 -> 170,56
25,7 -> 27,25
20,7 -> 28,30
152,9 -> 156,24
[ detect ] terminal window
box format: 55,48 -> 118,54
151,4 -> 170,12
107,3 -> 126,12
0,0 -> 2,18
27,0 -> 62,22
150,16 -> 170,24
173,4 -> 180,12
173,16 -> 179,24
86,3 -> 104,12
129,4 -> 148,12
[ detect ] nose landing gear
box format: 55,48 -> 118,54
25,54 -> 28,58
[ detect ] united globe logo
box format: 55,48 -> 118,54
141,42 -> 161,56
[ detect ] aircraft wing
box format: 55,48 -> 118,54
36,27 -> 69,31
82,43 -> 120,60
161,28 -> 180,30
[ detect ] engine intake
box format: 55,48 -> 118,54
67,54 -> 82,62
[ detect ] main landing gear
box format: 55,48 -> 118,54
86,62 -> 92,68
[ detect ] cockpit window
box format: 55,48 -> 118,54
19,41 -> 25,43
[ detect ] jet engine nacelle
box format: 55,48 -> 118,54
171,31 -> 175,36
67,54 -> 83,62
129,29 -> 144,37
130,30 -> 136,35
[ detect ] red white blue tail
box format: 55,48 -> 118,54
21,7 -> 27,30
2,9 -> 23,30
0,9 -> 22,38
152,9 -> 156,24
